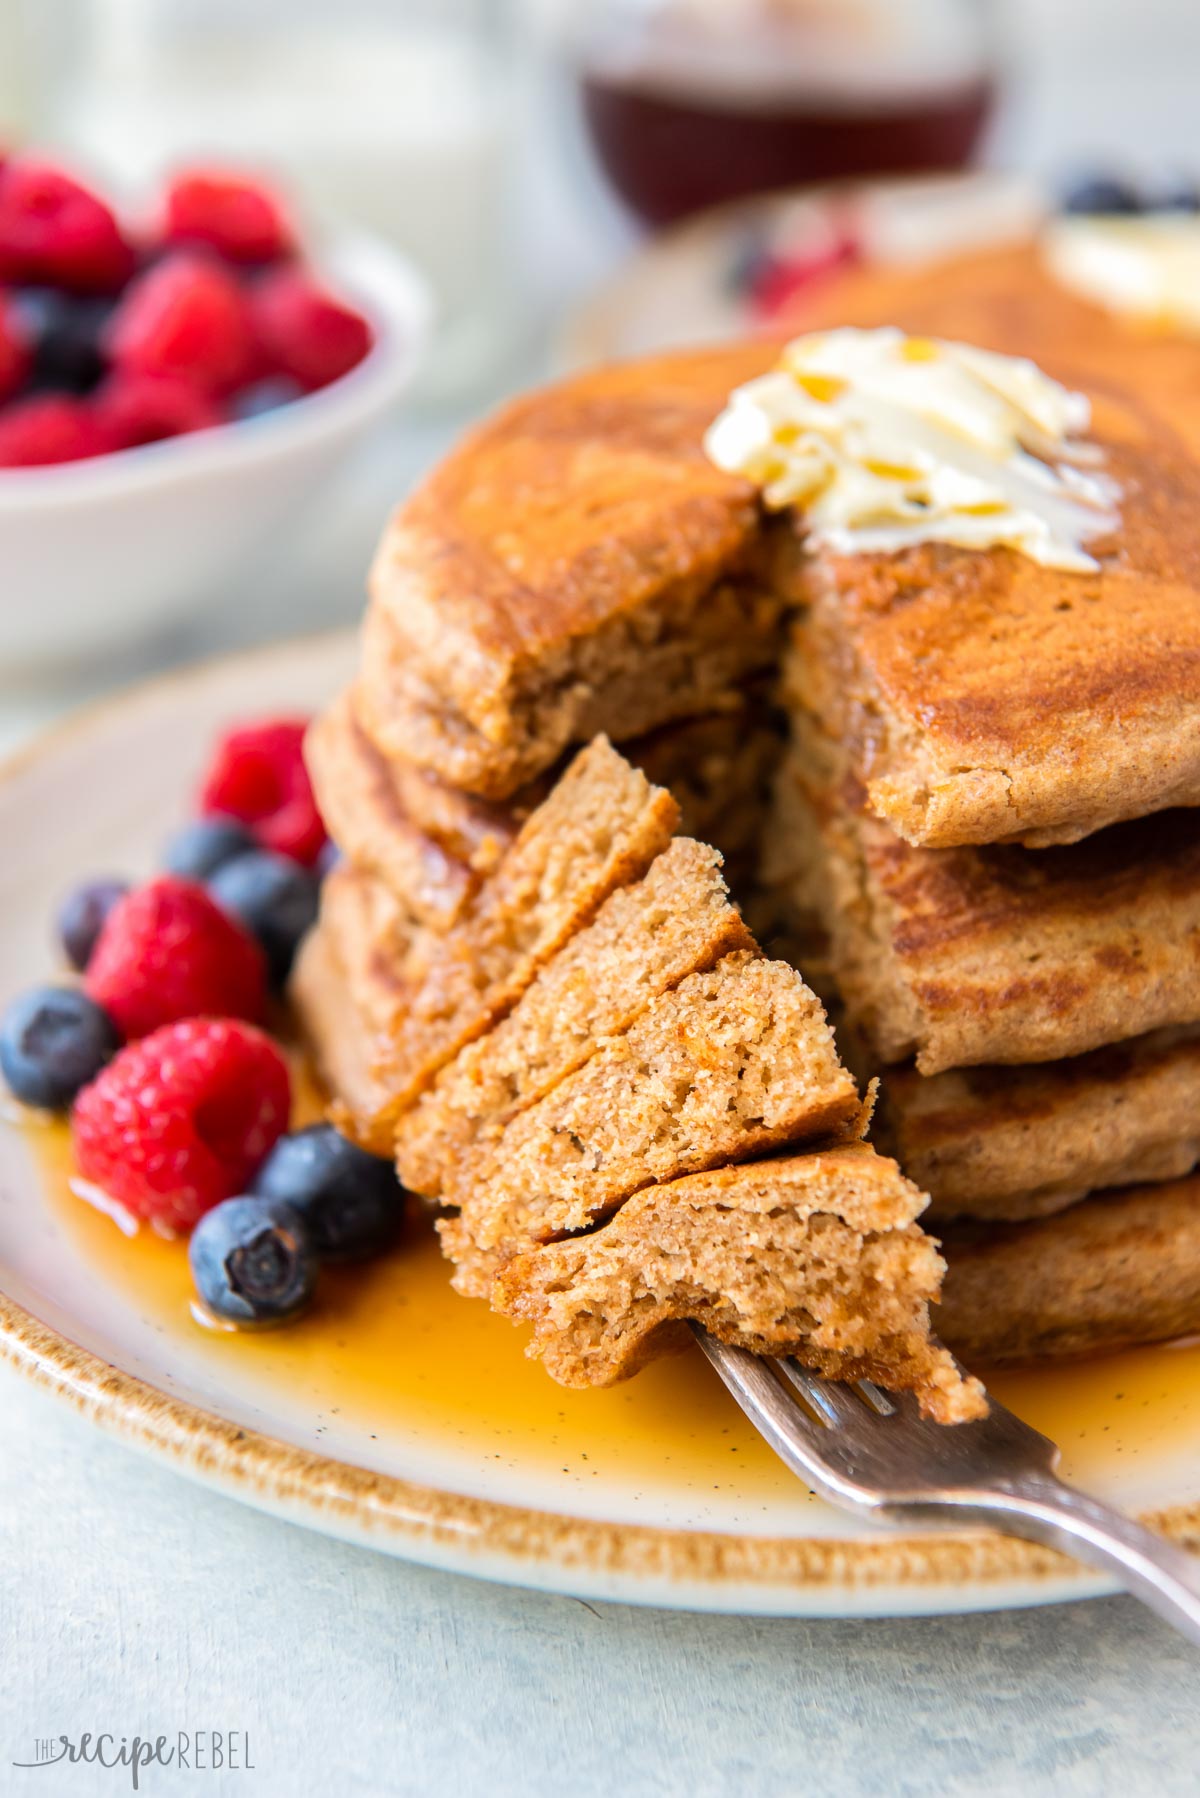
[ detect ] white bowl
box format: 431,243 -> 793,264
0,233 -> 432,674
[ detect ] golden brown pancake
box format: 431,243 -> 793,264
493,1143 -> 985,1424
938,1172 -> 1200,1365
797,242 -> 1200,446
355,343 -> 802,800
878,1025 -> 1200,1222
781,245 -> 1200,848
780,735 -> 1200,1074
308,682 -> 784,931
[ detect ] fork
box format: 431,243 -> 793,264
693,1327 -> 1200,1642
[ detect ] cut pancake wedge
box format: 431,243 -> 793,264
438,951 -> 863,1295
395,837 -> 753,1200
493,1143 -> 985,1424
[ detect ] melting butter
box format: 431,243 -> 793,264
704,326 -> 1120,571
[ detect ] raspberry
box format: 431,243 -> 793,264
0,394 -> 110,467
105,252 -> 257,395
199,719 -> 326,867
250,268 -> 372,391
72,1018 -> 291,1231
86,876 -> 266,1039
748,231 -> 859,324
163,170 -> 294,267
95,372 -> 224,449
0,292 -> 30,402
0,159 -> 134,292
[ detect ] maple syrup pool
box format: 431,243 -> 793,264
19,1074 -> 1200,1516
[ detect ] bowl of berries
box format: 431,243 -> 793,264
0,158 -> 431,672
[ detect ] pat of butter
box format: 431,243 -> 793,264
704,326 -> 1120,572
1044,214 -> 1200,335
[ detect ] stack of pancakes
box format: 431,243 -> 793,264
295,735 -> 980,1420
773,245 -> 1200,1364
296,248 -> 1200,1386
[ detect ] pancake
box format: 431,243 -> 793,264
780,736 -> 1200,1074
356,343 -> 801,800
308,682 -> 784,931
493,1144 -> 985,1424
796,242 -> 1200,447
437,950 -> 864,1296
878,1025 -> 1200,1222
394,837 -> 753,1201
782,244 -> 1200,849
290,921 -> 399,1134
938,1173 -> 1200,1365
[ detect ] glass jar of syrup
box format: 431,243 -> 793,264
573,0 -> 999,228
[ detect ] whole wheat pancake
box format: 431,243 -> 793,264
356,343 -> 805,800
293,737 -> 678,1149
938,1172 -> 1200,1365
394,836 -> 754,1200
439,951 -> 863,1296
289,866 -> 425,1150
785,244 -> 1200,848
308,682 -> 784,931
878,1025 -> 1200,1222
494,1144 -> 984,1424
797,243 -> 1200,447
781,738 -> 1200,1073
290,924 -> 395,1133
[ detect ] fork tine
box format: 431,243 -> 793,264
777,1359 -> 862,1427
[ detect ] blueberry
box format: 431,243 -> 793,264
231,376 -> 304,420
208,850 -> 319,986
189,1196 -> 317,1325
0,985 -> 120,1109
1061,174 -> 1143,217
163,815 -> 258,881
11,288 -> 113,394
56,877 -> 129,971
251,1123 -> 404,1260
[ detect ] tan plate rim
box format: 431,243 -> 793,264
1,635 -> 1197,1611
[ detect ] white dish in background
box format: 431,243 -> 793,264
0,237 -> 431,675
2,634 -> 1200,1616
558,170 -> 1044,370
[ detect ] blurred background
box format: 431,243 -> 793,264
1,0 -> 1198,742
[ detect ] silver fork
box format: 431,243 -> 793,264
693,1327 -> 1200,1643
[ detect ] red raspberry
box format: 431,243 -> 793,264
86,876 -> 266,1039
0,292 -> 30,401
163,169 -> 294,267
0,394 -> 110,467
72,1018 -> 291,1231
748,232 -> 859,325
105,252 -> 256,395
250,268 -> 372,391
199,719 -> 326,867
0,159 -> 134,292
95,372 -> 224,448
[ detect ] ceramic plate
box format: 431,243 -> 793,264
3,634 -> 1200,1617
558,170 -> 1045,370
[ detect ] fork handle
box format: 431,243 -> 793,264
960,1476 -> 1200,1644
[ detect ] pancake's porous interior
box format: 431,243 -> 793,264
293,257 -> 1200,1415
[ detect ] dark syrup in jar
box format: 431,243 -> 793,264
581,70 -> 995,227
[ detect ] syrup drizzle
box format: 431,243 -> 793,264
23,1067 -> 1200,1507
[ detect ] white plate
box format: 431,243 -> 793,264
2,634 -> 1198,1616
